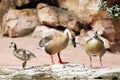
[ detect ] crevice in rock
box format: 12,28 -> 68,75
16,0 -> 59,9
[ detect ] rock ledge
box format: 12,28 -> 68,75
0,63 -> 120,80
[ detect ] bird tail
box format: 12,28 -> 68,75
30,54 -> 36,60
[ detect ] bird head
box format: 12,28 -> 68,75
9,42 -> 17,51
94,31 -> 98,38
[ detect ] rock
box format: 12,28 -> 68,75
78,29 -> 89,46
32,25 -> 54,38
0,63 -> 120,80
113,22 -> 120,41
78,0 -> 101,11
90,19 -> 115,42
58,0 -> 79,12
37,3 -> 80,32
77,10 -> 95,24
100,37 -> 111,50
58,0 -> 101,11
91,11 -> 115,42
37,3 -> 59,27
2,9 -> 39,37
13,0 -> 29,7
0,0 -> 15,32
94,11 -> 110,20
58,0 -> 101,25
58,9 -> 80,32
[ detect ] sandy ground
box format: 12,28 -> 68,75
0,36 -> 120,68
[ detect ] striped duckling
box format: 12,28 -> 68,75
9,42 -> 36,69
85,31 -> 105,68
37,28 -> 76,64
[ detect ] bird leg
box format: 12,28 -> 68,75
50,55 -> 55,64
100,56 -> 103,68
89,56 -> 93,68
57,52 -> 69,64
22,61 -> 27,69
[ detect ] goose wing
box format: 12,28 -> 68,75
14,49 -> 34,61
39,34 -> 54,47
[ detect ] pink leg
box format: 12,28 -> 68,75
57,52 -> 69,64
89,56 -> 93,68
50,55 -> 55,64
100,57 -> 103,68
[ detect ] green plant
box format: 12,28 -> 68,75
98,1 -> 120,22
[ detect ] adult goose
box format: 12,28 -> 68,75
9,42 -> 36,69
37,29 -> 76,64
85,31 -> 105,68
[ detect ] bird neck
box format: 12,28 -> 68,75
94,36 -> 98,39
94,31 -> 98,39
13,45 -> 17,51
64,29 -> 72,39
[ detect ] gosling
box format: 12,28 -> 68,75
9,42 -> 36,69
85,32 -> 105,68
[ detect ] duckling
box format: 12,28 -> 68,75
37,29 -> 76,64
85,31 -> 105,68
9,42 -> 36,69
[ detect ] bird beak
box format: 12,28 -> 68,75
72,37 -> 76,47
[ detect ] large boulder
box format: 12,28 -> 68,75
58,0 -> 101,11
78,29 -> 89,46
58,0 -> 101,23
0,0 -> 15,32
59,0 -> 101,25
77,10 -> 96,24
13,0 -> 29,7
37,3 -> 59,27
32,25 -> 54,39
58,9 -> 80,32
2,9 -> 39,37
37,3 -> 80,32
58,0 -> 79,12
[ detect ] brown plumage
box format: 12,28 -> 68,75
85,32 -> 105,68
9,42 -> 36,69
37,29 -> 76,64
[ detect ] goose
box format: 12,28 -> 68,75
9,42 -> 36,69
85,31 -> 105,68
37,28 -> 76,64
